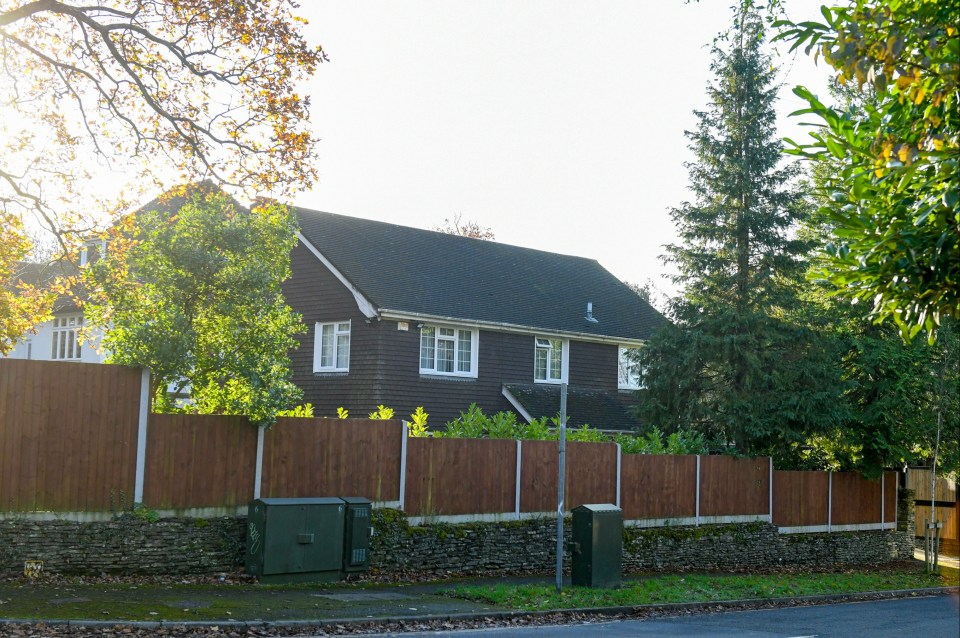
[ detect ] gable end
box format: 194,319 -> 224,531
296,231 -> 378,319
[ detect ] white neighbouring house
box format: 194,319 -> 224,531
4,252 -> 107,364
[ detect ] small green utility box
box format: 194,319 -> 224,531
246,497 -> 346,583
341,496 -> 372,573
571,503 -> 622,588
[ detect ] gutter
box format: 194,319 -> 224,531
379,309 -> 647,347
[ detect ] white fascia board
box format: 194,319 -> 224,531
379,309 -> 646,347
297,232 -> 378,319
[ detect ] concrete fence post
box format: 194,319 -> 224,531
615,444 -> 622,509
133,368 -> 150,504
768,457 -> 773,524
828,471 -> 833,533
515,440 -> 522,519
695,455 -> 701,526
253,425 -> 265,499
399,421 -> 408,511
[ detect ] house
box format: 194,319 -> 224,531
3,260 -> 106,364
5,188 -> 667,430
287,208 -> 667,429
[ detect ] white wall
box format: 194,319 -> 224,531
4,316 -> 107,364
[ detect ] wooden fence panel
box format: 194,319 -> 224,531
404,437 -> 516,516
907,469 -> 956,502
772,470 -> 829,528
143,413 -> 256,509
566,442 -> 618,509
518,440 -> 556,513
518,440 -> 618,513
262,418 -> 403,502
620,454 -> 697,521
699,455 -> 769,517
0,359 -> 141,511
914,505 -> 958,537
831,472 -> 881,526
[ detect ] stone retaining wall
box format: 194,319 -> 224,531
371,512 -> 915,574
0,511 -> 913,577
1,516 -> 245,575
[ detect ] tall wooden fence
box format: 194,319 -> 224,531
0,359 -> 144,511
907,468 -> 959,555
0,359 -> 896,532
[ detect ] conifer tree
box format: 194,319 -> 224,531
636,5 -> 843,458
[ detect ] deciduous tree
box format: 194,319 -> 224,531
795,143 -> 959,476
434,212 -> 496,240
0,215 -> 54,353
0,0 -> 325,251
83,184 -> 305,426
776,0 -> 959,342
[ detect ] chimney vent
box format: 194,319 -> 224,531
585,302 -> 599,323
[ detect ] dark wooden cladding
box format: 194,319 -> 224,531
621,454 -> 697,520
831,471 -> 881,525
262,418 -> 403,502
0,359 -> 141,511
404,437 -> 517,516
699,455 -> 770,517
772,470 -> 829,527
143,413 -> 256,509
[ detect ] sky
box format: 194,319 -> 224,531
292,0 -> 834,300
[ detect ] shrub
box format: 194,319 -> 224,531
369,405 -> 395,420
408,406 -> 430,437
277,403 -> 314,418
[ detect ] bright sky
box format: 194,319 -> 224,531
294,0 -> 834,300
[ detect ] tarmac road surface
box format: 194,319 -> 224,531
363,593 -> 960,638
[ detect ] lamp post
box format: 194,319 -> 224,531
555,382 -> 567,594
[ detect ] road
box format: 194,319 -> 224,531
365,594 -> 960,637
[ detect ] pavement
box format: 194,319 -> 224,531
914,547 -> 960,569
0,564 -> 957,634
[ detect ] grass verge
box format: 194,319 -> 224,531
445,565 -> 960,611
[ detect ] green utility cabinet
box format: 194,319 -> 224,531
341,496 -> 372,573
571,503 -> 622,588
246,497 -> 346,583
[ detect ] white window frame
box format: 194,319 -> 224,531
313,320 -> 351,372
419,324 -> 478,378
51,314 -> 83,361
79,239 -> 108,266
618,345 -> 645,390
534,336 -> 568,384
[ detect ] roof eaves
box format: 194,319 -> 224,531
378,309 -> 647,346
296,231 -> 378,319
501,384 -> 535,423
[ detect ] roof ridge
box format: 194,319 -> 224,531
292,206 -> 602,266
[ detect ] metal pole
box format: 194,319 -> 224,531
555,382 -> 567,594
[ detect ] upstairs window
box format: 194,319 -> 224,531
79,239 -> 107,266
534,337 -> 567,383
314,321 -> 350,372
420,325 -> 477,377
51,315 -> 83,360
618,346 -> 644,390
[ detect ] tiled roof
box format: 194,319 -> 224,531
295,208 -> 666,341
12,261 -> 80,312
502,383 -> 640,431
